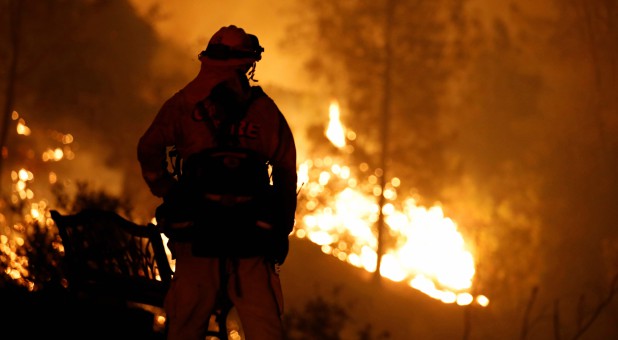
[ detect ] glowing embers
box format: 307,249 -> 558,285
42,131 -> 75,162
12,168 -> 34,201
13,111 -> 31,136
1,109 -> 75,290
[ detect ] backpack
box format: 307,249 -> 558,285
174,83 -> 277,258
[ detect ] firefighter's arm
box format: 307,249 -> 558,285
270,112 -> 298,264
271,112 -> 297,233
137,96 -> 180,198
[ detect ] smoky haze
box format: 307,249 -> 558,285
1,0 -> 617,339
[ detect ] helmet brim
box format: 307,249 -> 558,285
200,56 -> 257,67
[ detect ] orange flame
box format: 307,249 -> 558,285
325,100 -> 346,148
296,102 -> 489,307
0,111 -> 73,290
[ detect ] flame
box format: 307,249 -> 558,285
16,119 -> 31,136
42,148 -> 64,162
296,102 -> 489,306
1,163 -> 58,289
13,111 -> 31,136
0,111 -> 73,290
42,132 -> 75,162
325,100 -> 346,148
1,104 -> 490,308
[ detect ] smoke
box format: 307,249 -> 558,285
3,0 -> 617,337
129,0 -> 309,92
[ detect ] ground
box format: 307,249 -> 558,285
0,285 -> 165,339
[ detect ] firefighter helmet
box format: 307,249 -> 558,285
198,25 -> 264,66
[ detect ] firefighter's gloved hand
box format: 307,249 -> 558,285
270,233 -> 289,265
148,172 -> 177,198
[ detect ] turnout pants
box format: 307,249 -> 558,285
164,242 -> 284,340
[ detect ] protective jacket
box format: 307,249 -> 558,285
137,65 -> 297,263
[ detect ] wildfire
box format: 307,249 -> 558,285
296,102 -> 489,307
0,110 -> 71,290
1,104 -> 489,308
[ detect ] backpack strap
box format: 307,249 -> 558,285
195,83 -> 267,148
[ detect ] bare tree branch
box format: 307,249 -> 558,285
520,286 -> 538,340
571,274 -> 618,340
553,299 -> 561,340
0,0 -> 23,194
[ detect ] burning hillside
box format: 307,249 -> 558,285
294,101 -> 488,307
0,100 -> 488,311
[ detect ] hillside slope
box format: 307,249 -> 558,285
282,238 -> 472,340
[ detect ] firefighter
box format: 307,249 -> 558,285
137,25 -> 297,340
